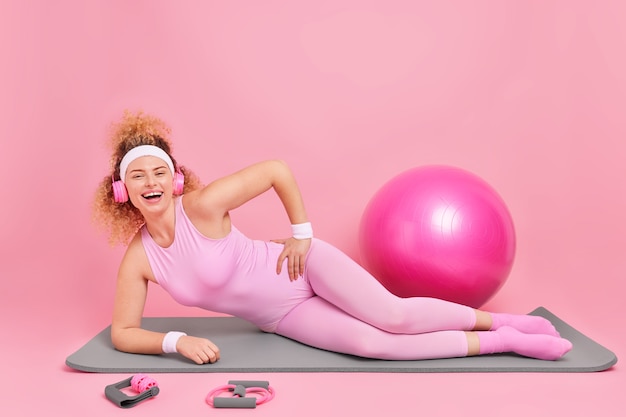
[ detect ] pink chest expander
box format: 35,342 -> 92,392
206,380 -> 275,408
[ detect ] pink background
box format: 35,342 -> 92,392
1,1 -> 624,415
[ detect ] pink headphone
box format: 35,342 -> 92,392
112,172 -> 185,203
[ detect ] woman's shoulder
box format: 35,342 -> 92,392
122,230 -> 148,259
181,187 -> 221,219
181,189 -> 233,239
118,230 -> 156,282
118,230 -> 152,277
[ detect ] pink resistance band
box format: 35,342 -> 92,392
206,381 -> 275,409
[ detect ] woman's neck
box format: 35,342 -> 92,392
142,200 -> 177,248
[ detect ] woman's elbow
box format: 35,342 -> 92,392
268,159 -> 294,181
267,159 -> 290,172
110,327 -> 130,352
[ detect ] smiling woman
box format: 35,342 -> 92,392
92,111 -> 202,246
91,110 -> 572,366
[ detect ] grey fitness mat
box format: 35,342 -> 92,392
66,307 -> 617,373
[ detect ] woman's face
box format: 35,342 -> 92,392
124,156 -> 174,212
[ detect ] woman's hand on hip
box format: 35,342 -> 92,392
273,237 -> 311,281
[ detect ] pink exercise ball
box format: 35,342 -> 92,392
359,165 -> 516,308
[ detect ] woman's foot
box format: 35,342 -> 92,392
478,326 -> 573,360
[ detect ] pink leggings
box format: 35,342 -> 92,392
275,239 -> 477,360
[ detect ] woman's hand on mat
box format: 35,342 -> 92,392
272,237 -> 311,281
177,335 -> 221,364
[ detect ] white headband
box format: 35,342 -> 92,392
119,145 -> 175,183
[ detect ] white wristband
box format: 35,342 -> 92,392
291,222 -> 313,239
162,331 -> 187,353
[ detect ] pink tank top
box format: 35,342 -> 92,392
141,197 -> 314,332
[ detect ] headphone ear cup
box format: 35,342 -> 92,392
112,180 -> 129,203
173,172 -> 185,195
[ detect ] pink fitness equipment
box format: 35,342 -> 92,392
206,380 -> 275,408
359,165 -> 516,308
112,172 -> 185,203
105,374 -> 159,408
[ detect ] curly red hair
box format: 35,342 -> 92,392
92,110 -> 202,246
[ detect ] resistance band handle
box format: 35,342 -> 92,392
105,377 -> 160,408
227,380 -> 270,389
213,397 -> 257,409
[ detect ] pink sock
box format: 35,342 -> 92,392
477,326 -> 573,360
490,313 -> 560,337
